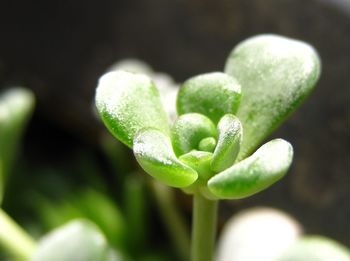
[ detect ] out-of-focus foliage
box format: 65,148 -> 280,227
0,88 -> 34,204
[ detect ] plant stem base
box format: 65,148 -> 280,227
191,193 -> 218,261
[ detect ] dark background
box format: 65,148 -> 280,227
0,0 -> 349,248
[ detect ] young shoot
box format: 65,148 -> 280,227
95,34 -> 321,261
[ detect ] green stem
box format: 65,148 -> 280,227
0,208 -> 36,260
191,193 -> 218,261
151,181 -> 191,261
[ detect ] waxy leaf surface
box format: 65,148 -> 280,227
176,72 -> 241,124
179,150 -> 214,182
32,220 -> 108,261
198,137 -> 217,153
95,71 -> 170,148
171,113 -> 217,156
211,114 -> 242,173
133,129 -> 198,188
225,34 -> 320,159
208,139 -> 293,199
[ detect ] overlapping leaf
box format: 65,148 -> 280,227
176,72 -> 241,124
171,113 -> 217,156
208,139 -> 293,199
225,34 -> 321,159
211,114 -> 242,173
96,71 -> 170,148
133,129 -> 197,188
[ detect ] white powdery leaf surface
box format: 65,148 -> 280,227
133,129 -> 197,187
253,138 -> 293,174
95,71 -> 170,146
225,34 -> 320,159
134,129 -> 177,166
107,59 -> 179,122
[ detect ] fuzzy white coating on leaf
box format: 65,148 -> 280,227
225,34 -> 321,159
95,71 -> 170,147
208,139 -> 293,199
107,59 -> 179,122
133,129 -> 198,187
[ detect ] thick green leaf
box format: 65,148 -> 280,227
277,236 -> 350,261
95,71 -> 170,148
0,88 -> 34,204
133,129 -> 198,188
176,72 -> 241,124
198,137 -> 217,153
208,139 -> 293,199
171,113 -> 217,156
211,114 -> 242,173
179,150 -> 214,183
225,34 -> 321,159
31,220 -> 108,261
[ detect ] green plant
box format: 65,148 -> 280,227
95,34 -> 321,261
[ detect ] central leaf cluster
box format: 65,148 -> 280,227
96,71 -> 292,200
96,35 -> 321,200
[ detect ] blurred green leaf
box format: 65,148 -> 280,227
176,72 -> 241,124
36,189 -> 126,250
133,129 -> 197,188
211,114 -> 242,173
171,113 -> 217,156
31,219 -> 108,261
208,139 -> 293,199
95,71 -> 170,148
225,34 -> 321,159
0,88 -> 34,204
70,189 -> 126,250
277,236 -> 350,261
123,174 -> 148,253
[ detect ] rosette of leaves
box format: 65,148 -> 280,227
95,34 -> 320,200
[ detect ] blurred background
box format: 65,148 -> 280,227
0,0 -> 349,259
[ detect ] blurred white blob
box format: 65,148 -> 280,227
108,59 -> 153,75
216,207 -> 302,261
108,59 -> 179,121
277,236 -> 350,261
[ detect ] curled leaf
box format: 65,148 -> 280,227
198,137 -> 217,153
225,34 -> 321,159
171,113 -> 217,156
176,72 -> 241,124
208,139 -> 293,199
179,150 -> 214,183
211,114 -> 242,173
95,71 -> 170,148
133,129 -> 198,188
